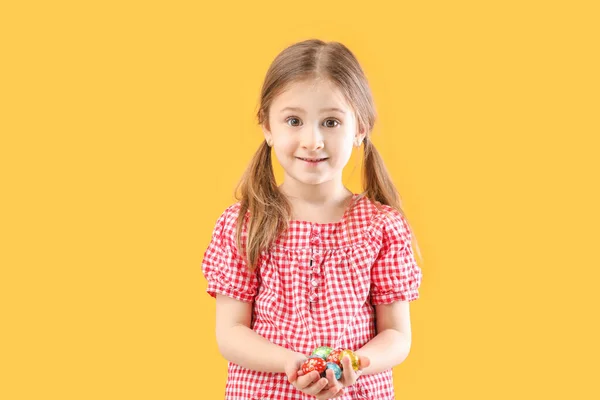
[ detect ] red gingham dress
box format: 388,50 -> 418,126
201,193 -> 423,399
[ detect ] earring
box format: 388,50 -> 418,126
354,138 -> 362,147
266,139 -> 273,147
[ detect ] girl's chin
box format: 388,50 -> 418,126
284,173 -> 332,186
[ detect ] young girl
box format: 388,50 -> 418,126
201,39 -> 423,400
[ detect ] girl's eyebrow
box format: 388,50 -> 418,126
280,106 -> 346,114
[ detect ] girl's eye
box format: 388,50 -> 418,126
324,119 -> 340,128
286,117 -> 301,127
285,117 -> 340,128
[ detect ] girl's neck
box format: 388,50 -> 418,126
278,179 -> 354,224
279,179 -> 351,205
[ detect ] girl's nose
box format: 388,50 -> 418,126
301,126 -> 324,151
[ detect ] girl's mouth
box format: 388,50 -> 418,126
297,157 -> 328,164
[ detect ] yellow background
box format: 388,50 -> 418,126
1,0 -> 599,398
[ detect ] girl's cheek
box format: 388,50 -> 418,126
279,138 -> 299,153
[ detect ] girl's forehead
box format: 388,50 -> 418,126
272,79 -> 350,112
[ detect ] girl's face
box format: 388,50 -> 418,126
263,79 -> 365,188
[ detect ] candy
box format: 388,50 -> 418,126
338,349 -> 360,371
326,349 -> 343,367
311,346 -> 333,359
306,346 -> 360,378
325,362 -> 343,380
301,357 -> 327,374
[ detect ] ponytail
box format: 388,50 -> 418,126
362,138 -> 423,261
362,138 -> 402,210
235,141 -> 291,270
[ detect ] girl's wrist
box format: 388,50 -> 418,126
283,351 -> 308,379
285,350 -> 307,366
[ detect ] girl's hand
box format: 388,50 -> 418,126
284,352 -> 344,399
321,354 -> 371,394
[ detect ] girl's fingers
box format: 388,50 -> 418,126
307,377 -> 330,396
341,356 -> 356,384
321,366 -> 344,398
316,384 -> 343,400
357,355 -> 371,370
296,371 -> 320,389
325,368 -> 339,387
285,367 -> 298,384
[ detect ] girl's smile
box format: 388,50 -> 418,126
296,156 -> 329,165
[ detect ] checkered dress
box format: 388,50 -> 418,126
201,193 -> 423,399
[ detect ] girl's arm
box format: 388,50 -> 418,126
215,294 -> 305,373
355,301 -> 413,375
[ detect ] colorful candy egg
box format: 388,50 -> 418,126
311,346 -> 333,359
326,349 -> 343,367
325,362 -> 343,380
301,357 -> 327,374
338,349 -> 360,371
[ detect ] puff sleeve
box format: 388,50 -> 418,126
370,209 -> 423,305
201,205 -> 258,303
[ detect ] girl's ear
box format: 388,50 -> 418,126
262,122 -> 273,146
355,128 -> 367,147
259,109 -> 272,143
356,122 -> 367,144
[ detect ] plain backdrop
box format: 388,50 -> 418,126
1,1 -> 599,399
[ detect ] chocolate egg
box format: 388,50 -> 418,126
339,349 -> 360,371
311,346 -> 333,359
301,357 -> 327,374
326,349 -> 343,367
326,362 -> 343,380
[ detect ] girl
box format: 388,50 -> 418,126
202,39 -> 423,400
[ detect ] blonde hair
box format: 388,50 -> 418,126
235,39 -> 422,270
